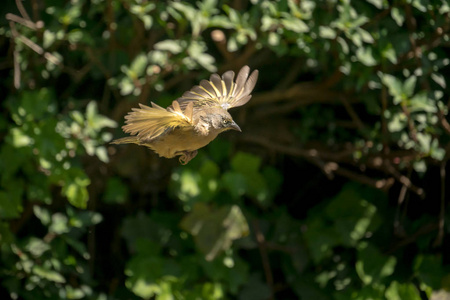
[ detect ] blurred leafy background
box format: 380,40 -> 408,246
1,0 -> 450,299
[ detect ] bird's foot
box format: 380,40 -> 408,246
178,150 -> 198,165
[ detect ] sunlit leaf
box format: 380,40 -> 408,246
356,243 -> 397,285
32,265 -> 66,283
385,281 -> 421,300
180,203 -> 249,260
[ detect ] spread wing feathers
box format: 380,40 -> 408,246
175,65 -> 259,111
120,101 -> 194,141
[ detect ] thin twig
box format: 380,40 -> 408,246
241,134 -> 394,190
6,13 -> 42,30
394,167 -> 412,237
274,60 -> 304,91
15,0 -> 31,21
248,82 -> 354,107
384,161 -> 425,198
252,220 -> 274,299
437,106 -> 450,135
31,0 -> 40,21
340,96 -> 365,131
386,222 -> 439,254
211,29 -> 234,61
401,103 -> 418,142
381,85 -> 389,154
433,161 -> 446,247
9,21 -> 62,66
13,48 -> 20,89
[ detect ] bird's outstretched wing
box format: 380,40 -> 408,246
112,101 -> 194,143
175,65 -> 259,111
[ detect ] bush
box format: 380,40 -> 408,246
1,0 -> 449,299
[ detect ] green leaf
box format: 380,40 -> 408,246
32,265 -> 66,283
387,113 -> 406,132
129,53 -> 148,77
409,93 -> 436,113
154,40 -> 184,54
231,152 -> 261,174
222,171 -> 247,199
33,205 -> 51,225
62,175 -> 90,209
95,146 -> 109,163
356,47 -> 377,66
357,28 -> 374,44
319,26 -> 336,39
103,177 -> 128,204
180,203 -> 249,261
391,7 -> 405,26
49,212 -> 69,234
0,222 -> 14,244
431,73 -> 446,88
430,139 -> 445,161
10,128 -> 33,148
356,243 -> 396,285
414,255 -> 446,290
25,237 -> 50,257
281,16 -> 309,33
325,184 -> 380,245
416,132 -> 431,153
0,191 -> 22,219
403,76 -> 416,97
238,274 -> 271,300
385,281 -> 421,300
383,44 -> 398,64
380,73 -> 403,104
366,0 -> 385,9
200,255 -> 249,294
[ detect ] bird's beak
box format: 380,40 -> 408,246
230,121 -> 241,132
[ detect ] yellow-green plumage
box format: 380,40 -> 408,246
111,66 -> 259,164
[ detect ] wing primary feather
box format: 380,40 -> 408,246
199,80 -> 216,97
234,66 -> 250,96
221,81 -> 227,97
191,85 -> 211,97
222,70 -> 235,95
182,91 -> 203,100
210,74 -> 223,96
169,65 -> 257,112
232,95 -> 252,108
242,70 -> 259,97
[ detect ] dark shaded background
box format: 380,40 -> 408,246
1,0 -> 449,299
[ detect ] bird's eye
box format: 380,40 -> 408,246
223,119 -> 231,125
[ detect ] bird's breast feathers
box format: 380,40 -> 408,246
148,126 -> 220,158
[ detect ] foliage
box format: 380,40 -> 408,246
1,0 -> 449,299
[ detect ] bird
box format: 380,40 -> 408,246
111,65 -> 259,164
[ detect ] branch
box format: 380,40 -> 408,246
9,21 -> 62,66
386,221 -> 439,254
433,161 -> 446,247
240,135 -> 394,190
211,29 -> 234,61
252,220 -> 274,299
15,0 -> 31,21
384,161 -> 425,198
248,82 -> 356,108
6,13 -> 43,30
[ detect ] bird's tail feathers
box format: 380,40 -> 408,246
110,136 -> 140,145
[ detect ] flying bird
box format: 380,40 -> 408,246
111,65 -> 259,164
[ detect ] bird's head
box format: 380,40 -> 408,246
200,109 -> 241,133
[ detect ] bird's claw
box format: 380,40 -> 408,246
178,150 -> 198,165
